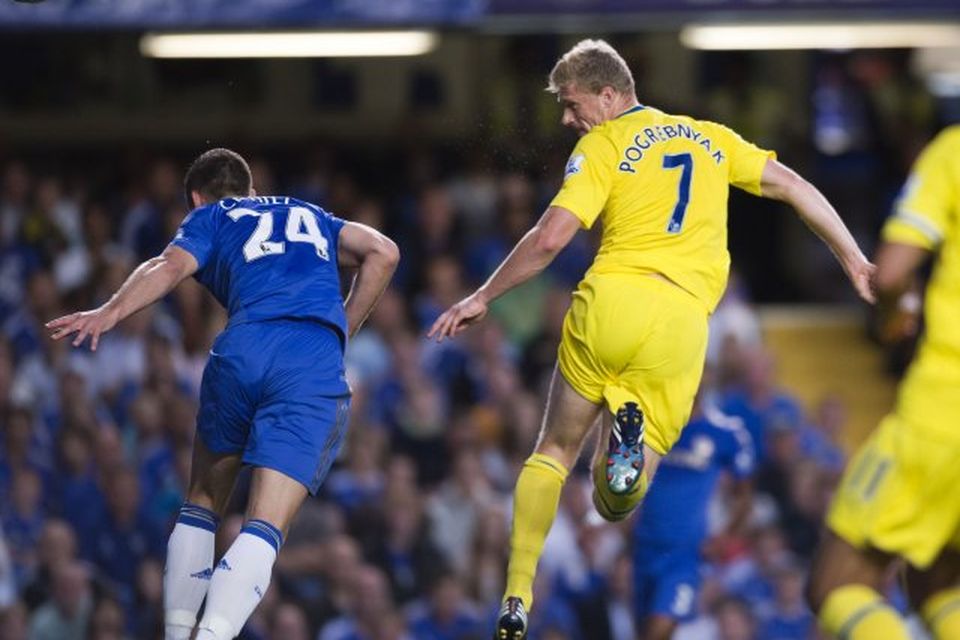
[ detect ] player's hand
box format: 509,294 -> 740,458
46,306 -> 121,351
843,256 -> 877,305
878,285 -> 922,345
427,291 -> 489,342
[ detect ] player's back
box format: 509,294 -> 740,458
634,406 -> 754,550
173,195 -> 347,340
552,107 -> 773,312
882,126 -> 960,439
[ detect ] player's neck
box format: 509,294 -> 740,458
606,96 -> 641,121
194,192 -> 250,208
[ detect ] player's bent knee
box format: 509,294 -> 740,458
535,435 -> 584,471
591,464 -> 649,522
805,560 -> 845,613
246,467 -> 310,534
185,488 -> 219,515
805,569 -> 852,614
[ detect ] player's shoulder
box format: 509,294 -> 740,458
653,108 -> 700,128
602,105 -> 665,133
579,121 -> 621,153
285,196 -> 340,220
180,201 -> 221,226
923,125 -> 960,161
934,124 -> 960,145
691,116 -> 741,143
222,195 -> 336,216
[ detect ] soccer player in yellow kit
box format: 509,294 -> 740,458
428,39 -> 874,640
808,126 -> 960,640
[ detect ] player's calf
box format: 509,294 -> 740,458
807,533 -> 909,640
195,518 -> 284,640
164,503 -> 221,640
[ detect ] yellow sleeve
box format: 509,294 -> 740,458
882,129 -> 958,250
549,131 -> 618,229
712,124 -> 776,196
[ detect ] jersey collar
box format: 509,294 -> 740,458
616,105 -> 645,119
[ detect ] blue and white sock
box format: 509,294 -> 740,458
164,503 -> 220,640
195,519 -> 282,640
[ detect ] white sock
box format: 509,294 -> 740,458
195,519 -> 282,640
164,504 -> 220,640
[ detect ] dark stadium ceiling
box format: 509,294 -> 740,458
1,0 -> 958,30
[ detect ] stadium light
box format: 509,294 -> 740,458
914,47 -> 960,97
140,30 -> 438,58
680,23 -> 960,51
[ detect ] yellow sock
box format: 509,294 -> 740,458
503,453 -> 568,611
922,586 -> 960,640
819,585 -> 910,640
591,457 -> 649,522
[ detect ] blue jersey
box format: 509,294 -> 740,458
634,406 -> 755,550
170,196 -> 347,341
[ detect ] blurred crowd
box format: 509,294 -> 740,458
0,147 -> 893,640
0,46 -> 946,640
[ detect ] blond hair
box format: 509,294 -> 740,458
547,39 -> 635,95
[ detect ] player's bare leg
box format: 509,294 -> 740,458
164,438 -> 243,640
590,407 -> 661,522
244,467 -> 309,536
905,549 -> 960,639
185,437 -> 245,515
498,366 -> 602,639
196,466 -> 308,640
642,613 -> 678,640
532,366 -> 605,470
807,531 -> 910,639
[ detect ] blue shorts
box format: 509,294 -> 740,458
633,544 -> 701,623
197,319 -> 351,494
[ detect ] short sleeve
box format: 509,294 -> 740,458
714,124 -> 776,196
318,207 -> 346,239
169,205 -> 217,269
311,204 -> 346,257
549,131 -> 619,229
882,129 -> 958,250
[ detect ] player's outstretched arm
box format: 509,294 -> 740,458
760,159 -> 876,304
338,221 -> 400,338
428,205 -> 581,342
46,245 -> 199,351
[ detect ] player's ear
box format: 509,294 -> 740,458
599,85 -> 616,107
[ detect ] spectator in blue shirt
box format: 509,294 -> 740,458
758,561 -> 814,640
90,466 -> 164,611
2,467 -> 46,589
407,570 -> 484,640
53,428 -> 105,559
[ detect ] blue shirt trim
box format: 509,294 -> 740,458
617,105 -> 645,119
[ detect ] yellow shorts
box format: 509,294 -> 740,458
827,413 -> 960,569
557,273 -> 708,455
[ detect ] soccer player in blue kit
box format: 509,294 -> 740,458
632,394 -> 755,640
46,149 -> 399,640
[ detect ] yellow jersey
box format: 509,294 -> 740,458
550,105 -> 775,312
882,125 -> 960,440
